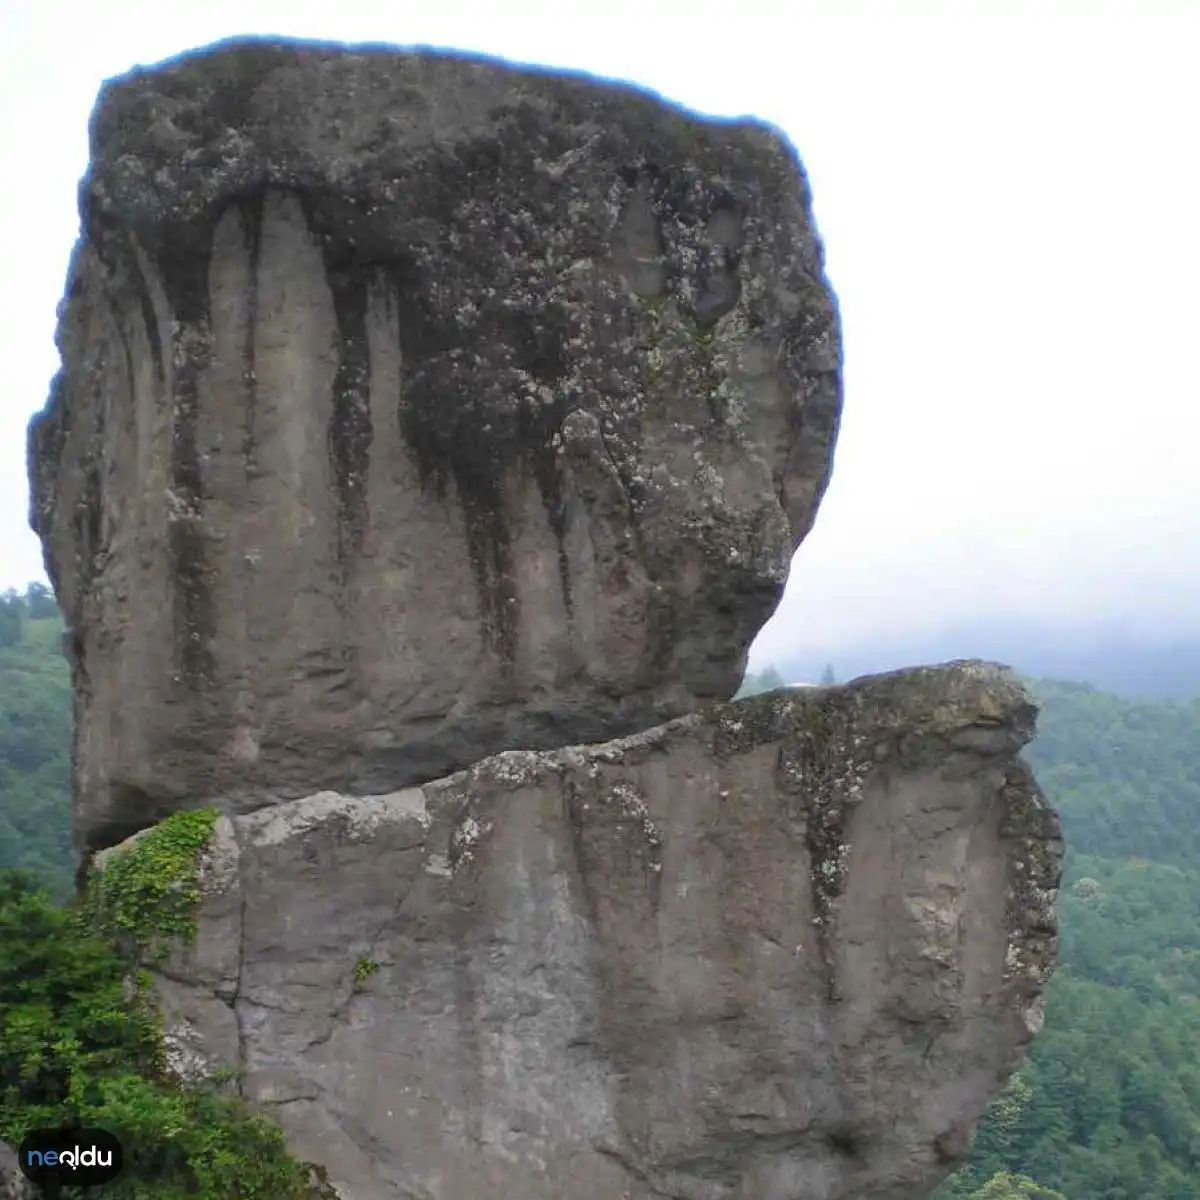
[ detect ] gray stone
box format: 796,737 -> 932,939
27,38 -> 842,854
0,1142 -> 32,1200
117,661 -> 1061,1200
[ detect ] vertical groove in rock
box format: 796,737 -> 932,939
320,242 -> 374,590
124,233 -> 165,387
239,193 -> 264,477
158,235 -> 218,689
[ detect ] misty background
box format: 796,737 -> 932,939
2,0 -> 1197,696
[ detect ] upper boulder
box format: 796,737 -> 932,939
29,38 -> 842,854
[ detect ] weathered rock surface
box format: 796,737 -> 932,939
119,661 -> 1061,1200
28,38 -> 842,854
0,1143 -> 33,1200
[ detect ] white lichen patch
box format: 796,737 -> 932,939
161,1017 -> 215,1085
375,787 -> 433,830
906,895 -> 962,968
425,853 -> 453,878
818,842 -> 852,885
449,814 -> 494,872
607,780 -> 665,868
473,749 -> 552,790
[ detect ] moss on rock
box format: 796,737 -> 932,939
82,807 -> 220,963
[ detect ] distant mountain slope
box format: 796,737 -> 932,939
1025,679 -> 1200,868
769,619 -> 1200,701
0,591 -> 71,898
936,851 -> 1200,1200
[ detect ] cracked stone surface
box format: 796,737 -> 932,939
27,37 -> 842,855
114,661 -> 1062,1200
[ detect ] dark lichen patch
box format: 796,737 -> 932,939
72,348 -> 110,614
377,128 -> 631,658
78,218 -> 162,421
786,694 -> 866,1002
107,294 -> 140,429
998,761 -> 1063,988
238,193 -> 264,476
155,234 -> 218,689
27,373 -> 68,542
826,1127 -> 864,1160
321,248 -> 374,576
464,497 -> 519,663
713,687 -> 866,1000
621,163 -> 749,333
711,689 -> 801,761
562,768 -> 664,922
520,388 -> 575,621
632,588 -> 678,684
159,40 -> 293,143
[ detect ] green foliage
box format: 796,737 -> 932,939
1024,678 -> 1200,867
0,591 -> 23,649
0,869 -> 162,1118
0,872 -> 316,1198
0,603 -> 72,898
966,1171 -> 1067,1199
353,956 -> 379,989
24,582 -> 58,620
82,808 -> 221,964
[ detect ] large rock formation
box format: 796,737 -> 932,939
116,662 -> 1060,1200
28,38 -> 841,854
31,37 -> 1062,1200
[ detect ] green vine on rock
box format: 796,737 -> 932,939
353,956 -> 379,990
80,808 -> 220,964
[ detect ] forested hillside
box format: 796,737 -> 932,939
3,602 -> 1200,1196
1027,679 -> 1200,867
0,586 -> 72,898
929,679 -> 1200,1199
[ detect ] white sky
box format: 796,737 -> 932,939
1,0 -> 1197,668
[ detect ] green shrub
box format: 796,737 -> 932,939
0,818 -> 319,1198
